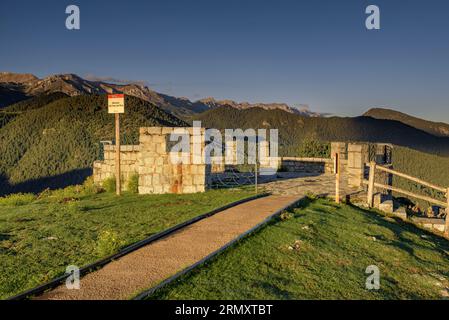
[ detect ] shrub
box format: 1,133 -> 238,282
298,139 -> 330,158
127,173 -> 139,194
0,193 -> 36,206
42,185 -> 81,203
103,176 -> 116,193
37,188 -> 52,199
81,176 -> 103,196
305,192 -> 318,200
96,230 -> 123,257
279,211 -> 294,221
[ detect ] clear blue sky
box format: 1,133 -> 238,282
1,0 -> 448,121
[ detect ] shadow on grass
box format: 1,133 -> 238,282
0,233 -> 11,241
0,168 -> 92,196
348,203 -> 449,262
256,280 -> 294,299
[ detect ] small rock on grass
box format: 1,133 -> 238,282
288,240 -> 302,251
440,290 -> 449,298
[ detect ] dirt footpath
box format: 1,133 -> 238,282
38,195 -> 301,300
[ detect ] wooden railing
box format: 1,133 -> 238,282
365,162 -> 449,233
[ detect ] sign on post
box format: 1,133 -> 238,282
108,94 -> 125,195
108,94 -> 125,114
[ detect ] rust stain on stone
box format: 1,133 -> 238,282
171,164 -> 183,193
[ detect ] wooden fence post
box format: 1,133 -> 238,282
115,113 -> 121,196
335,153 -> 340,204
367,161 -> 376,207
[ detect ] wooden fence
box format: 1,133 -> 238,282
365,162 -> 449,234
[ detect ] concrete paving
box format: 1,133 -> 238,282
260,172 -> 361,197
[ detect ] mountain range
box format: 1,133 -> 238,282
0,72 -> 322,118
1,71 -> 449,195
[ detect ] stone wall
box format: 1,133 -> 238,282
93,127 -> 209,194
93,135 -> 395,195
93,145 -> 140,191
411,217 -> 446,233
279,157 -> 335,174
138,127 -> 209,194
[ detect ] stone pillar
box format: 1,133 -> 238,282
347,143 -> 369,188
331,142 -> 347,160
258,139 -> 279,175
138,127 -> 208,195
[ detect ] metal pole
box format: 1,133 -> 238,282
255,138 -> 258,194
115,113 -> 121,196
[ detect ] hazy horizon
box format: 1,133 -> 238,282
1,0 -> 448,122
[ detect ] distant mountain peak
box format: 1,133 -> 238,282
0,72 -> 39,84
364,107 -> 449,137
195,97 -> 324,117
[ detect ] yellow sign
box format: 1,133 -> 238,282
108,94 -> 125,113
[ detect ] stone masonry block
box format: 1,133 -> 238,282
162,127 -> 175,134
145,127 -> 163,135
183,175 -> 193,185
379,200 -> 394,214
194,175 -> 206,185
348,144 -> 364,153
163,165 -> 172,175
152,135 -> 165,144
156,143 -> 166,155
182,186 -> 195,194
153,185 -> 164,194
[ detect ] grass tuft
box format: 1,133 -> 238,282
127,172 -> 139,194
0,193 -> 36,206
96,230 -> 124,257
103,176 -> 116,193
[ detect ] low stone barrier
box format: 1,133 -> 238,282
93,145 -> 140,190
279,157 -> 336,174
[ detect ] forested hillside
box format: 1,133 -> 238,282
365,108 -> 449,137
392,146 -> 449,207
0,93 -> 69,129
193,106 -> 449,157
0,94 -> 186,195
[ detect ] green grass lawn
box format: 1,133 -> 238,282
0,186 -> 255,299
149,198 -> 449,300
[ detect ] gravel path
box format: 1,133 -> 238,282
37,195 -> 302,300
